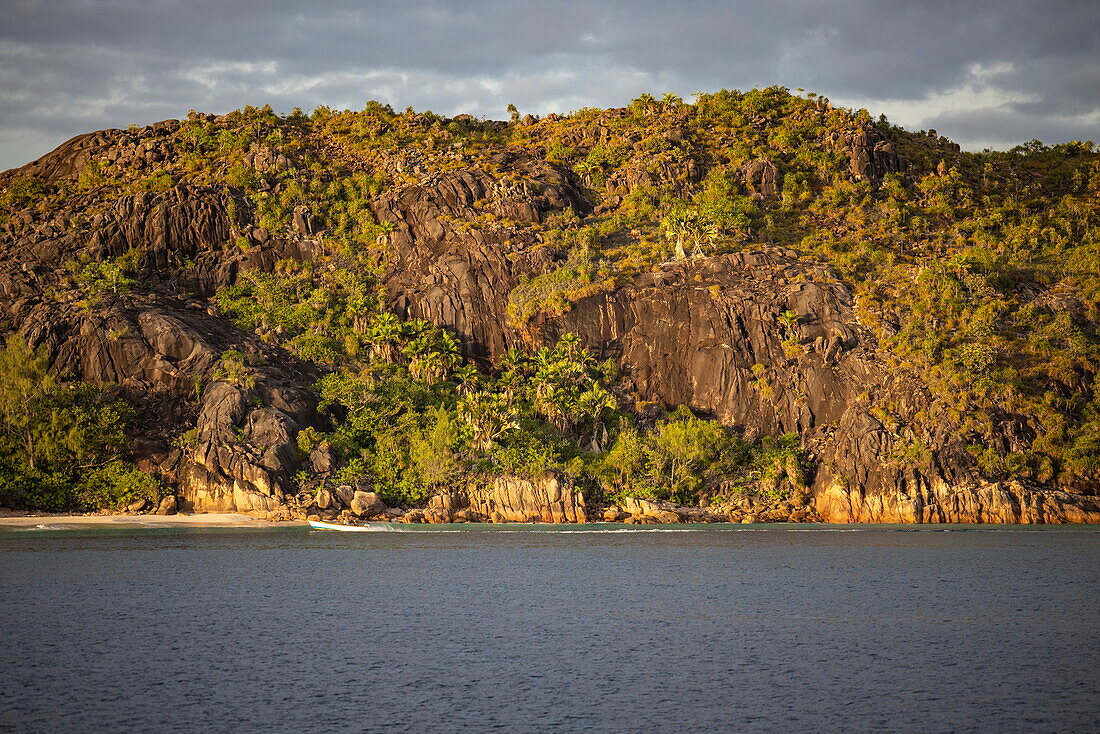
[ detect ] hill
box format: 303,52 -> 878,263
1,87 -> 1098,523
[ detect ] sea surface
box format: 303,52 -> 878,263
1,523 -> 1098,733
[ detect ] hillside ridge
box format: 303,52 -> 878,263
1,87 -> 1098,523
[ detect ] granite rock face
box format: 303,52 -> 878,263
816,479 -> 1100,524
371,151 -> 590,358
1,146 -> 321,515
416,473 -> 587,523
741,158 -> 781,200
831,128 -> 906,182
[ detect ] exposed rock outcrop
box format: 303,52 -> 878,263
177,378 -> 317,514
413,473 -> 587,523
832,128 -> 905,182
817,480 -> 1100,524
742,158 -> 781,200
0,180 -> 322,515
372,151 -> 589,358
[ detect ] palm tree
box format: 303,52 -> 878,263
577,384 -> 618,451
777,309 -> 801,335
703,221 -> 721,254
375,220 -> 396,245
662,92 -> 683,107
437,331 -> 462,378
498,346 -> 530,376
409,350 -> 445,384
365,312 -> 403,362
403,318 -> 432,339
555,333 -> 583,360
459,392 -> 519,452
662,211 -> 695,260
528,369 -> 566,431
452,364 -> 481,396
531,346 -> 556,373
496,369 -> 523,405
632,93 -> 658,116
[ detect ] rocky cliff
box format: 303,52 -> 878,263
2,92 -> 1098,523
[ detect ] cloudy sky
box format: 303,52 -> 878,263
1,0 -> 1098,171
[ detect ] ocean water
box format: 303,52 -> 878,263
1,523 -> 1098,733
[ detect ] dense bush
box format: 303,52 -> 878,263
308,326 -> 806,508
0,336 -> 163,510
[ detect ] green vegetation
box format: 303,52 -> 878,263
64,248 -> 145,299
507,229 -> 614,325
0,336 -> 163,510
1,176 -> 48,206
310,331 -> 805,508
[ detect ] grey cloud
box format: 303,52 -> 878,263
1,0 -> 1099,170
923,105 -> 1100,150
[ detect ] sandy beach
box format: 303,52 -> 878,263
0,513 -> 304,528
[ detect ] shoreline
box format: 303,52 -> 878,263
1,513 -> 1097,531
0,513 -> 307,528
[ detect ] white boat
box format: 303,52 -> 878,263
307,519 -> 378,532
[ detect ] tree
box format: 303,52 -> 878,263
459,392 -> 519,452
650,409 -> 730,491
452,364 -> 481,396
0,334 -> 57,469
0,335 -> 160,510
777,309 -> 800,333
631,93 -> 658,115
554,332 -> 585,361
212,350 -> 256,387
576,384 -> 618,451
531,378 -> 572,432
662,210 -> 697,260
700,221 -> 721,257
497,347 -> 531,376
600,426 -> 647,490
365,312 -> 404,362
410,407 -> 461,488
496,369 -> 523,404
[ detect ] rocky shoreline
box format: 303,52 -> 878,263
84,469 -> 1100,526
175,469 -> 1100,526
297,471 -> 823,525
11,476 -> 1100,525
8,469 -> 1100,526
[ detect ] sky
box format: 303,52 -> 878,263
1,0 -> 1098,171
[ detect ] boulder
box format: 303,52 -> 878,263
332,485 -> 355,507
309,444 -> 335,473
465,472 -> 587,523
742,158 -> 781,200
126,498 -> 150,513
155,496 -> 178,516
350,491 -> 385,517
422,509 -> 451,524
619,496 -> 684,523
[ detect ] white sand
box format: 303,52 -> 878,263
0,513 -> 306,528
